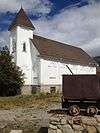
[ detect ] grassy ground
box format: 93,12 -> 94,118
0,93 -> 61,110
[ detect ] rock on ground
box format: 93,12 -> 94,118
10,130 -> 23,133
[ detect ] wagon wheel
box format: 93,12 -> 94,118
87,106 -> 98,116
69,105 -> 80,116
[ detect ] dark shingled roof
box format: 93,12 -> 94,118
31,35 -> 96,66
8,7 -> 35,31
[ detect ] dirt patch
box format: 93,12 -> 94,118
0,103 -> 61,133
0,94 -> 61,132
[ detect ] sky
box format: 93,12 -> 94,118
0,0 -> 100,57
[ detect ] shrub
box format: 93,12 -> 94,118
0,46 -> 24,96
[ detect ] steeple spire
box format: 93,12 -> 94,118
21,4 -> 23,9
8,7 -> 35,31
20,4 -> 23,10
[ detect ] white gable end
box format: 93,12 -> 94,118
40,59 -> 96,86
30,40 -> 41,85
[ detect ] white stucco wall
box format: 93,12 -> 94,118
30,41 -> 40,85
10,26 -> 34,85
16,26 -> 34,85
40,59 -> 96,85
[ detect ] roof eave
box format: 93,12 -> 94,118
8,24 -> 35,31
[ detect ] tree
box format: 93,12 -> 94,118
0,46 -> 24,96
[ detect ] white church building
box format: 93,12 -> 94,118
8,8 -> 97,94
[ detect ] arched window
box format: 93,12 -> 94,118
23,43 -> 26,52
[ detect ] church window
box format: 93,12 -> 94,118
12,42 -> 16,53
23,43 -> 26,52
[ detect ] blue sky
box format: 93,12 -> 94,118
0,0 -> 100,56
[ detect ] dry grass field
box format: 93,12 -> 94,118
0,93 -> 61,109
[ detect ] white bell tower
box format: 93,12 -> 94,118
9,7 -> 35,92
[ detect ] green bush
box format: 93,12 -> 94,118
0,46 -> 24,96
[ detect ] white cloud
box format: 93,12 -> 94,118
0,31 -> 10,48
33,2 -> 100,57
0,0 -> 52,14
1,1 -> 100,57
83,38 -> 100,56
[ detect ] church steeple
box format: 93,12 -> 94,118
8,7 -> 35,31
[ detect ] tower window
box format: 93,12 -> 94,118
23,43 -> 26,52
12,42 -> 16,53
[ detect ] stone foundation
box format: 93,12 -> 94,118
40,85 -> 62,93
48,113 -> 100,133
21,84 -> 62,95
21,85 -> 32,95
21,85 -> 41,95
31,85 -> 40,93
